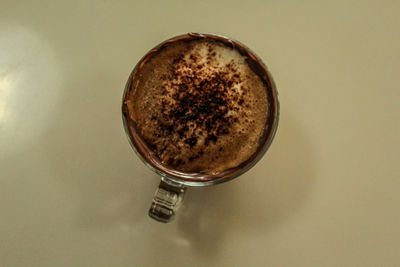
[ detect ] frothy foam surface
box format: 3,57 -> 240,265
125,38 -> 269,175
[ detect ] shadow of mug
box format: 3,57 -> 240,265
37,68 -> 314,263
176,111 -> 315,258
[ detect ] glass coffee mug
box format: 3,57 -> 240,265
122,33 -> 279,223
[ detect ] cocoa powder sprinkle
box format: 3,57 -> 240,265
155,46 -> 246,156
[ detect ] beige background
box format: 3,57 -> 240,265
1,0 -> 399,266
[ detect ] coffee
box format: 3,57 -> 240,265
123,33 -> 277,181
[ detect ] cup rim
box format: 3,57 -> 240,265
121,32 -> 279,187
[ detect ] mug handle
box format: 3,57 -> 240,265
148,177 -> 186,223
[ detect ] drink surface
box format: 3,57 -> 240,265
124,36 -> 271,176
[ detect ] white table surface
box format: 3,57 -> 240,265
1,1 -> 399,266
